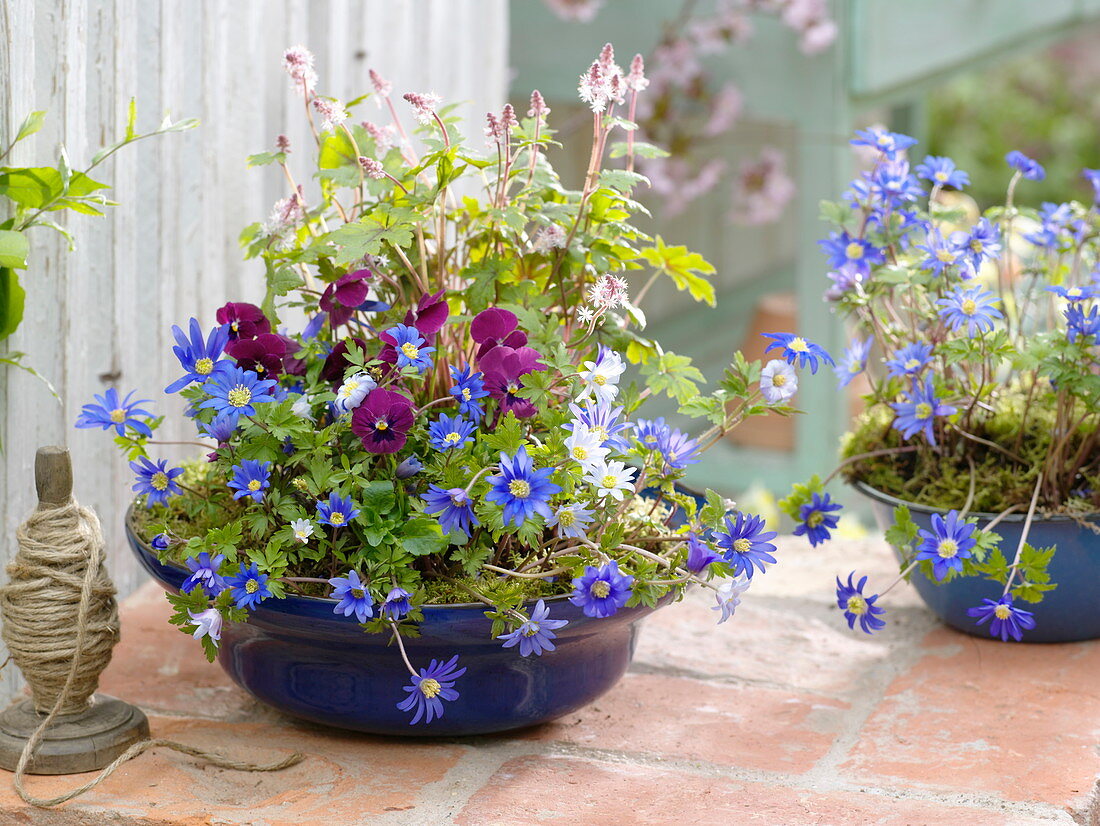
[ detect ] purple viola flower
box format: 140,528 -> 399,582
914,155 -> 969,189
227,459 -> 271,503
328,569 -> 374,622
320,269 -> 372,327
350,389 -> 415,454
849,127 -> 917,160
181,551 -> 227,597
75,388 -> 155,437
916,510 -> 977,581
422,485 -> 479,539
818,230 -> 884,276
836,572 -> 886,634
479,345 -> 545,419
226,562 -> 273,610
396,654 -> 466,725
793,493 -> 842,547
1005,150 -> 1045,181
937,286 -> 1003,336
198,365 -> 278,422
835,337 -> 872,388
762,332 -> 835,375
402,289 -> 449,340
470,308 -> 527,359
966,595 -> 1036,642
130,456 -> 183,508
485,446 -> 562,527
165,318 -> 232,393
1065,303 -> 1100,344
712,512 -> 778,578
380,587 -> 413,620
225,333 -> 288,378
884,342 -> 933,379
320,337 -> 369,383
215,301 -> 270,340
891,375 -> 956,446
497,599 -> 569,657
569,561 -> 634,618
685,532 -> 720,573
449,364 -> 490,423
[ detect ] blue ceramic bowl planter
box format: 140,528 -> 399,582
855,481 -> 1100,643
125,516 -> 669,735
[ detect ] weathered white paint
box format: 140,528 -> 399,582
0,0 -> 507,702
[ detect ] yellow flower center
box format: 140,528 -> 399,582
1067,287 -> 1082,298
590,426 -> 608,442
936,249 -> 954,263
572,446 -> 588,461
558,510 -> 576,527
292,477 -> 308,491
295,529 -> 309,540
590,580 -> 611,599
602,474 -> 618,488
772,373 -> 787,387
245,579 -> 260,594
994,604 -> 1012,620
329,512 -> 346,526
376,421 -> 389,431
970,239 -> 983,254
351,588 -> 366,599
846,595 -> 867,615
915,402 -> 933,419
231,321 -> 240,332
401,342 -> 420,360
593,374 -> 607,386
934,171 -> 949,182
507,382 -> 520,395
788,337 -> 809,353
937,539 -> 959,559
462,388 -> 471,400
109,408 -> 127,423
195,357 -> 214,375
248,479 -> 261,491
522,624 -> 540,637
444,432 -> 462,444
227,386 -> 252,408
419,678 -> 442,698
509,480 -> 531,498
150,472 -> 169,491
807,511 -> 824,528
905,358 -> 921,370
845,242 -> 864,260
733,538 -> 752,554
961,299 -> 977,316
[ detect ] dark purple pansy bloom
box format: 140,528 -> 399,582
470,308 -> 527,358
350,389 -> 415,454
320,269 -> 372,327
225,333 -> 288,378
479,345 -> 544,419
276,334 -> 308,376
403,289 -> 449,339
215,302 -> 270,340
321,338 -> 369,383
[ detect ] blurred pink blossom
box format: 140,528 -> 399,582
703,83 -> 743,137
282,45 -> 317,93
543,0 -> 605,22
641,157 -> 726,217
729,148 -> 795,225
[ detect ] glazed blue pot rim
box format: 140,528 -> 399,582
851,479 -> 1100,524
126,503 -> 588,614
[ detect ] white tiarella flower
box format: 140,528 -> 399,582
531,224 -> 567,254
188,608 -> 223,643
291,393 -> 315,420
334,372 -> 377,414
583,459 -> 637,501
564,425 -> 610,470
760,359 -> 798,404
576,306 -> 597,325
713,576 -> 752,624
290,518 -> 314,544
577,348 -> 626,403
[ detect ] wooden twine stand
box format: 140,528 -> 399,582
0,447 -> 149,775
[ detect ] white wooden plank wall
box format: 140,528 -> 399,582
0,0 -> 507,703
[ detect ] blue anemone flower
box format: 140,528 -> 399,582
850,127 -> 917,160
396,655 -> 466,725
380,587 -> 413,620
835,337 -> 872,388
891,375 -> 956,446
762,332 -> 835,375
568,561 -> 634,618
130,456 -> 183,508
685,532 -> 720,573
916,227 -> 961,277
657,426 -> 700,470
328,570 -> 374,622
869,160 -> 924,205
1046,284 -> 1098,302
1066,304 -> 1100,344
199,412 -> 239,443
818,231 -> 884,276
485,446 -> 562,527
165,318 -> 231,393
226,562 -> 273,610
565,400 -> 633,453
396,455 -> 423,478
227,459 -> 271,503
198,365 -> 278,422
885,342 -> 933,379
634,417 -> 669,451
151,533 -> 171,551
916,510 -> 977,581
448,364 -> 490,423
497,599 -> 569,657
836,572 -> 886,634
966,595 -> 1036,642
428,413 -> 477,451
75,388 -> 155,437
952,218 -> 1001,270
793,493 -> 842,547
181,551 -> 226,597
1005,150 -> 1045,181
423,485 -> 479,539
937,286 -> 1003,336
712,512 -> 778,578
914,155 -> 969,189
387,323 -> 435,373
316,492 -> 359,528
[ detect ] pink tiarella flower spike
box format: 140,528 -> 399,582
369,68 -> 392,104
282,45 -> 317,94
525,91 -> 550,188
625,53 -> 648,172
275,134 -> 291,154
312,97 -> 348,132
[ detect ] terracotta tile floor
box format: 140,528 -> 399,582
1,536 -> 1096,825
